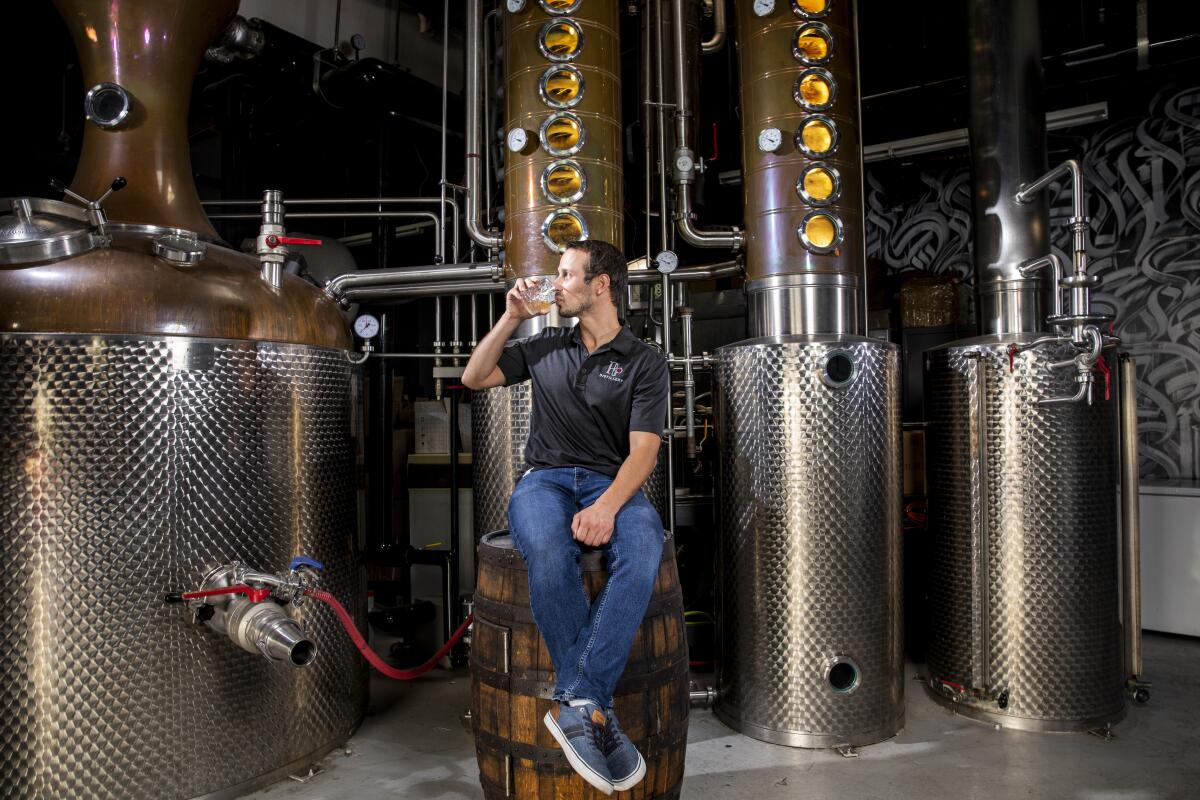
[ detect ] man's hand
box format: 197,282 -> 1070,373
506,277 -> 551,321
572,500 -> 617,547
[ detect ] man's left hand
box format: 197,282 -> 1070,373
572,501 -> 617,546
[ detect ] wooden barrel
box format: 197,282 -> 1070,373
471,531 -> 689,799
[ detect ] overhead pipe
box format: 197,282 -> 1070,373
671,0 -> 743,250
466,0 -> 502,250
701,0 -> 728,55
325,262 -> 501,301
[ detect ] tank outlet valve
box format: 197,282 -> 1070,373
254,190 -> 322,288
169,556 -> 326,667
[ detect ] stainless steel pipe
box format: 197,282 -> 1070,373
967,0 -> 1049,335
1119,353 -> 1143,680
672,0 -> 743,250
325,262 -> 501,300
701,0 -> 727,54
466,0 -> 502,250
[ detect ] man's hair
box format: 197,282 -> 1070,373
565,239 -> 626,307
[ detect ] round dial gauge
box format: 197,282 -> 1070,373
506,128 -> 529,153
753,0 -> 776,17
353,314 -> 380,339
757,127 -> 783,153
655,250 -> 679,274
506,0 -> 526,12
675,153 -> 695,173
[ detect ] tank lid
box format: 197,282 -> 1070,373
0,197 -> 99,265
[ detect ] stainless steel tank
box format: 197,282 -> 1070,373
712,0 -> 903,748
714,336 -> 903,747
924,340 -> 1124,731
0,2 -> 365,797
923,0 -> 1127,731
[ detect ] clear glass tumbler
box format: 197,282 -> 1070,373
521,276 -> 556,314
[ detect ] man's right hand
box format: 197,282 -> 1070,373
505,277 -> 551,321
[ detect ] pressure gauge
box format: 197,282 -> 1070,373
675,152 -> 695,174
753,0 -> 776,17
655,250 -> 679,274
506,128 -> 529,153
353,314 -> 380,340
757,127 -> 784,153
506,0 -> 526,12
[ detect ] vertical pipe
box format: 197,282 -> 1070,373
434,296 -> 444,400
967,0 -> 1048,334
439,0 -> 450,262
971,354 -> 991,691
1120,354 -> 1143,678
466,0 -> 502,249
681,306 -> 696,459
449,387 -> 461,647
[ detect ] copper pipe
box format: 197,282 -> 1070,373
53,0 -> 236,238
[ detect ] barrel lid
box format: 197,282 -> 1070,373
0,198 -> 98,265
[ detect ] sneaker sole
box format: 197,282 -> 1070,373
543,711 -> 615,796
611,751 -> 647,792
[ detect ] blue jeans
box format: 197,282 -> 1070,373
507,467 -> 664,708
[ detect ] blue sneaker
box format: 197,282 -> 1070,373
544,702 -> 615,795
602,709 -> 646,792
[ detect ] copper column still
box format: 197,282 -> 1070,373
475,0 -> 656,542
0,2 -> 364,797
712,0 -> 903,748
501,0 -> 624,278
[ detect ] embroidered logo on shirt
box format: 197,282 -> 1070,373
599,361 -> 625,383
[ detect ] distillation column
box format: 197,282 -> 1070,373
470,0 -> 667,536
713,0 -> 904,748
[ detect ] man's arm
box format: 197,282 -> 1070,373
571,431 -> 661,546
461,278 -> 544,390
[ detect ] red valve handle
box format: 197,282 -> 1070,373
180,585 -> 272,603
265,235 -> 322,248
1096,354 -> 1111,401
1007,343 -> 1018,373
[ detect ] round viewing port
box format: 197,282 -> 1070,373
826,656 -> 860,693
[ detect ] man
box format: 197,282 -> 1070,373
462,239 -> 667,795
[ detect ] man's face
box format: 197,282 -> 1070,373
553,249 -> 607,318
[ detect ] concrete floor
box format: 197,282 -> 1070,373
246,633 -> 1199,800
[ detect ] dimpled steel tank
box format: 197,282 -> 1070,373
924,337 -> 1125,730
0,1 -> 365,797
713,335 -> 904,747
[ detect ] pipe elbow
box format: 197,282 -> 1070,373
466,220 -> 502,250
676,216 -> 744,251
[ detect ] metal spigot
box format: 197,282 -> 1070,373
256,190 -> 322,289
167,555 -> 325,667
50,176 -> 126,238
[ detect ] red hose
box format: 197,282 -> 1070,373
306,588 -> 473,680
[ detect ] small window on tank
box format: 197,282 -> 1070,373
539,18 -> 584,62
793,23 -> 833,64
796,163 -> 841,205
797,210 -> 843,253
542,209 -> 588,252
795,116 -> 839,157
541,160 -> 587,205
793,0 -> 831,17
540,112 -> 586,156
539,65 -> 585,109
793,68 -> 837,111
540,0 -> 583,13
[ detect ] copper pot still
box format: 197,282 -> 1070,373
0,3 -> 364,798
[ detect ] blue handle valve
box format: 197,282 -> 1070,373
289,555 -> 325,572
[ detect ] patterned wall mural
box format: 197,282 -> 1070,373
866,86 -> 1200,481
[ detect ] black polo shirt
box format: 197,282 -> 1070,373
496,326 -> 668,476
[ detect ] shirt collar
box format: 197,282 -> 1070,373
570,324 -> 634,356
